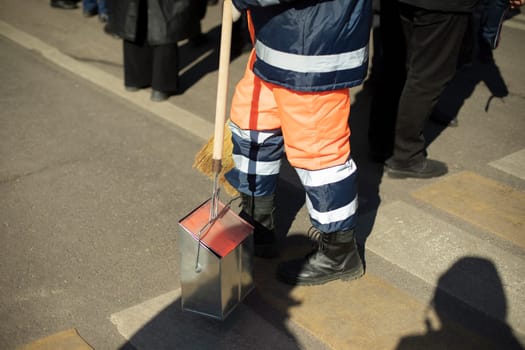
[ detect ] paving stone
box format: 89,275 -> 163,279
489,148 -> 525,181
412,171 -> 525,249
110,289 -> 327,350
19,329 -> 93,350
365,200 -> 524,336
252,255 -> 499,350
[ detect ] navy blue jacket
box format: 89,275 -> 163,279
232,0 -> 373,92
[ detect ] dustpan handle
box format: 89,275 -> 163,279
197,1 -> 234,270
211,0 -> 234,175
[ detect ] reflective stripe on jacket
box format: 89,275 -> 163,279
233,0 -> 373,92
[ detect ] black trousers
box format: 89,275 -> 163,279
393,4 -> 469,165
122,0 -> 180,93
368,0 -> 406,160
369,2 -> 469,165
123,40 -> 180,92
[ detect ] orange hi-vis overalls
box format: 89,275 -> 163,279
225,51 -> 359,233
225,2 -> 370,233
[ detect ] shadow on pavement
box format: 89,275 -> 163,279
115,167 -> 309,350
116,293 -> 303,350
426,49 -> 509,146
350,78 -> 385,269
395,256 -> 524,350
177,26 -> 221,94
114,248 -> 310,350
69,23 -> 249,96
178,24 -> 250,94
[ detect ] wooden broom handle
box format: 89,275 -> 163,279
212,0 -> 234,174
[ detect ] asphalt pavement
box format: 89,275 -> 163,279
1,1 -> 524,349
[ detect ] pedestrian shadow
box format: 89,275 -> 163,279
347,9 -> 398,268
424,50 -> 509,146
435,55 -> 509,120
114,286 -> 304,350
114,170 -> 310,350
395,256 -> 524,350
177,25 -> 250,94
350,78 -> 385,269
176,26 -> 220,94
424,4 -> 514,145
72,24 -> 249,96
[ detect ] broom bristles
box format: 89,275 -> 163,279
193,124 -> 238,197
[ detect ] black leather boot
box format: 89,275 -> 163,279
277,228 -> 364,286
239,193 -> 278,258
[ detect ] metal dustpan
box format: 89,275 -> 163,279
178,0 -> 254,320
178,198 -> 254,320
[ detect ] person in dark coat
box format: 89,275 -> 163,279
107,0 -> 203,101
368,0 -> 479,178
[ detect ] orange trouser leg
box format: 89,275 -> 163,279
228,58 -> 357,233
230,50 -> 351,170
272,86 -> 351,170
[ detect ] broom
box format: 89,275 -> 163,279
193,124 -> 236,196
193,0 -> 237,197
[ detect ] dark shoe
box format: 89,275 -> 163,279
50,0 -> 78,9
277,228 -> 364,286
98,13 -> 109,23
83,7 -> 98,17
385,158 -> 448,179
151,90 -> 170,102
125,86 -> 140,92
447,117 -> 459,127
430,110 -> 458,128
239,193 -> 278,258
104,24 -> 119,39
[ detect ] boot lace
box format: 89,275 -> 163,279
307,226 -> 325,252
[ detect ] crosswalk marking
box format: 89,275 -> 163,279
110,289 -> 321,350
504,13 -> 525,31
19,329 -> 93,350
110,275 -> 494,350
412,171 -> 525,249
365,200 -> 524,335
489,148 -> 525,181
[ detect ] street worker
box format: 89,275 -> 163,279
224,0 -> 373,286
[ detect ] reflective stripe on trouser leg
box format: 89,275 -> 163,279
227,59 -> 357,232
225,122 -> 284,196
272,85 -> 357,233
225,54 -> 284,196
296,159 -> 358,233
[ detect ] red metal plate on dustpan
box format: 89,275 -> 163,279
179,199 -> 253,258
